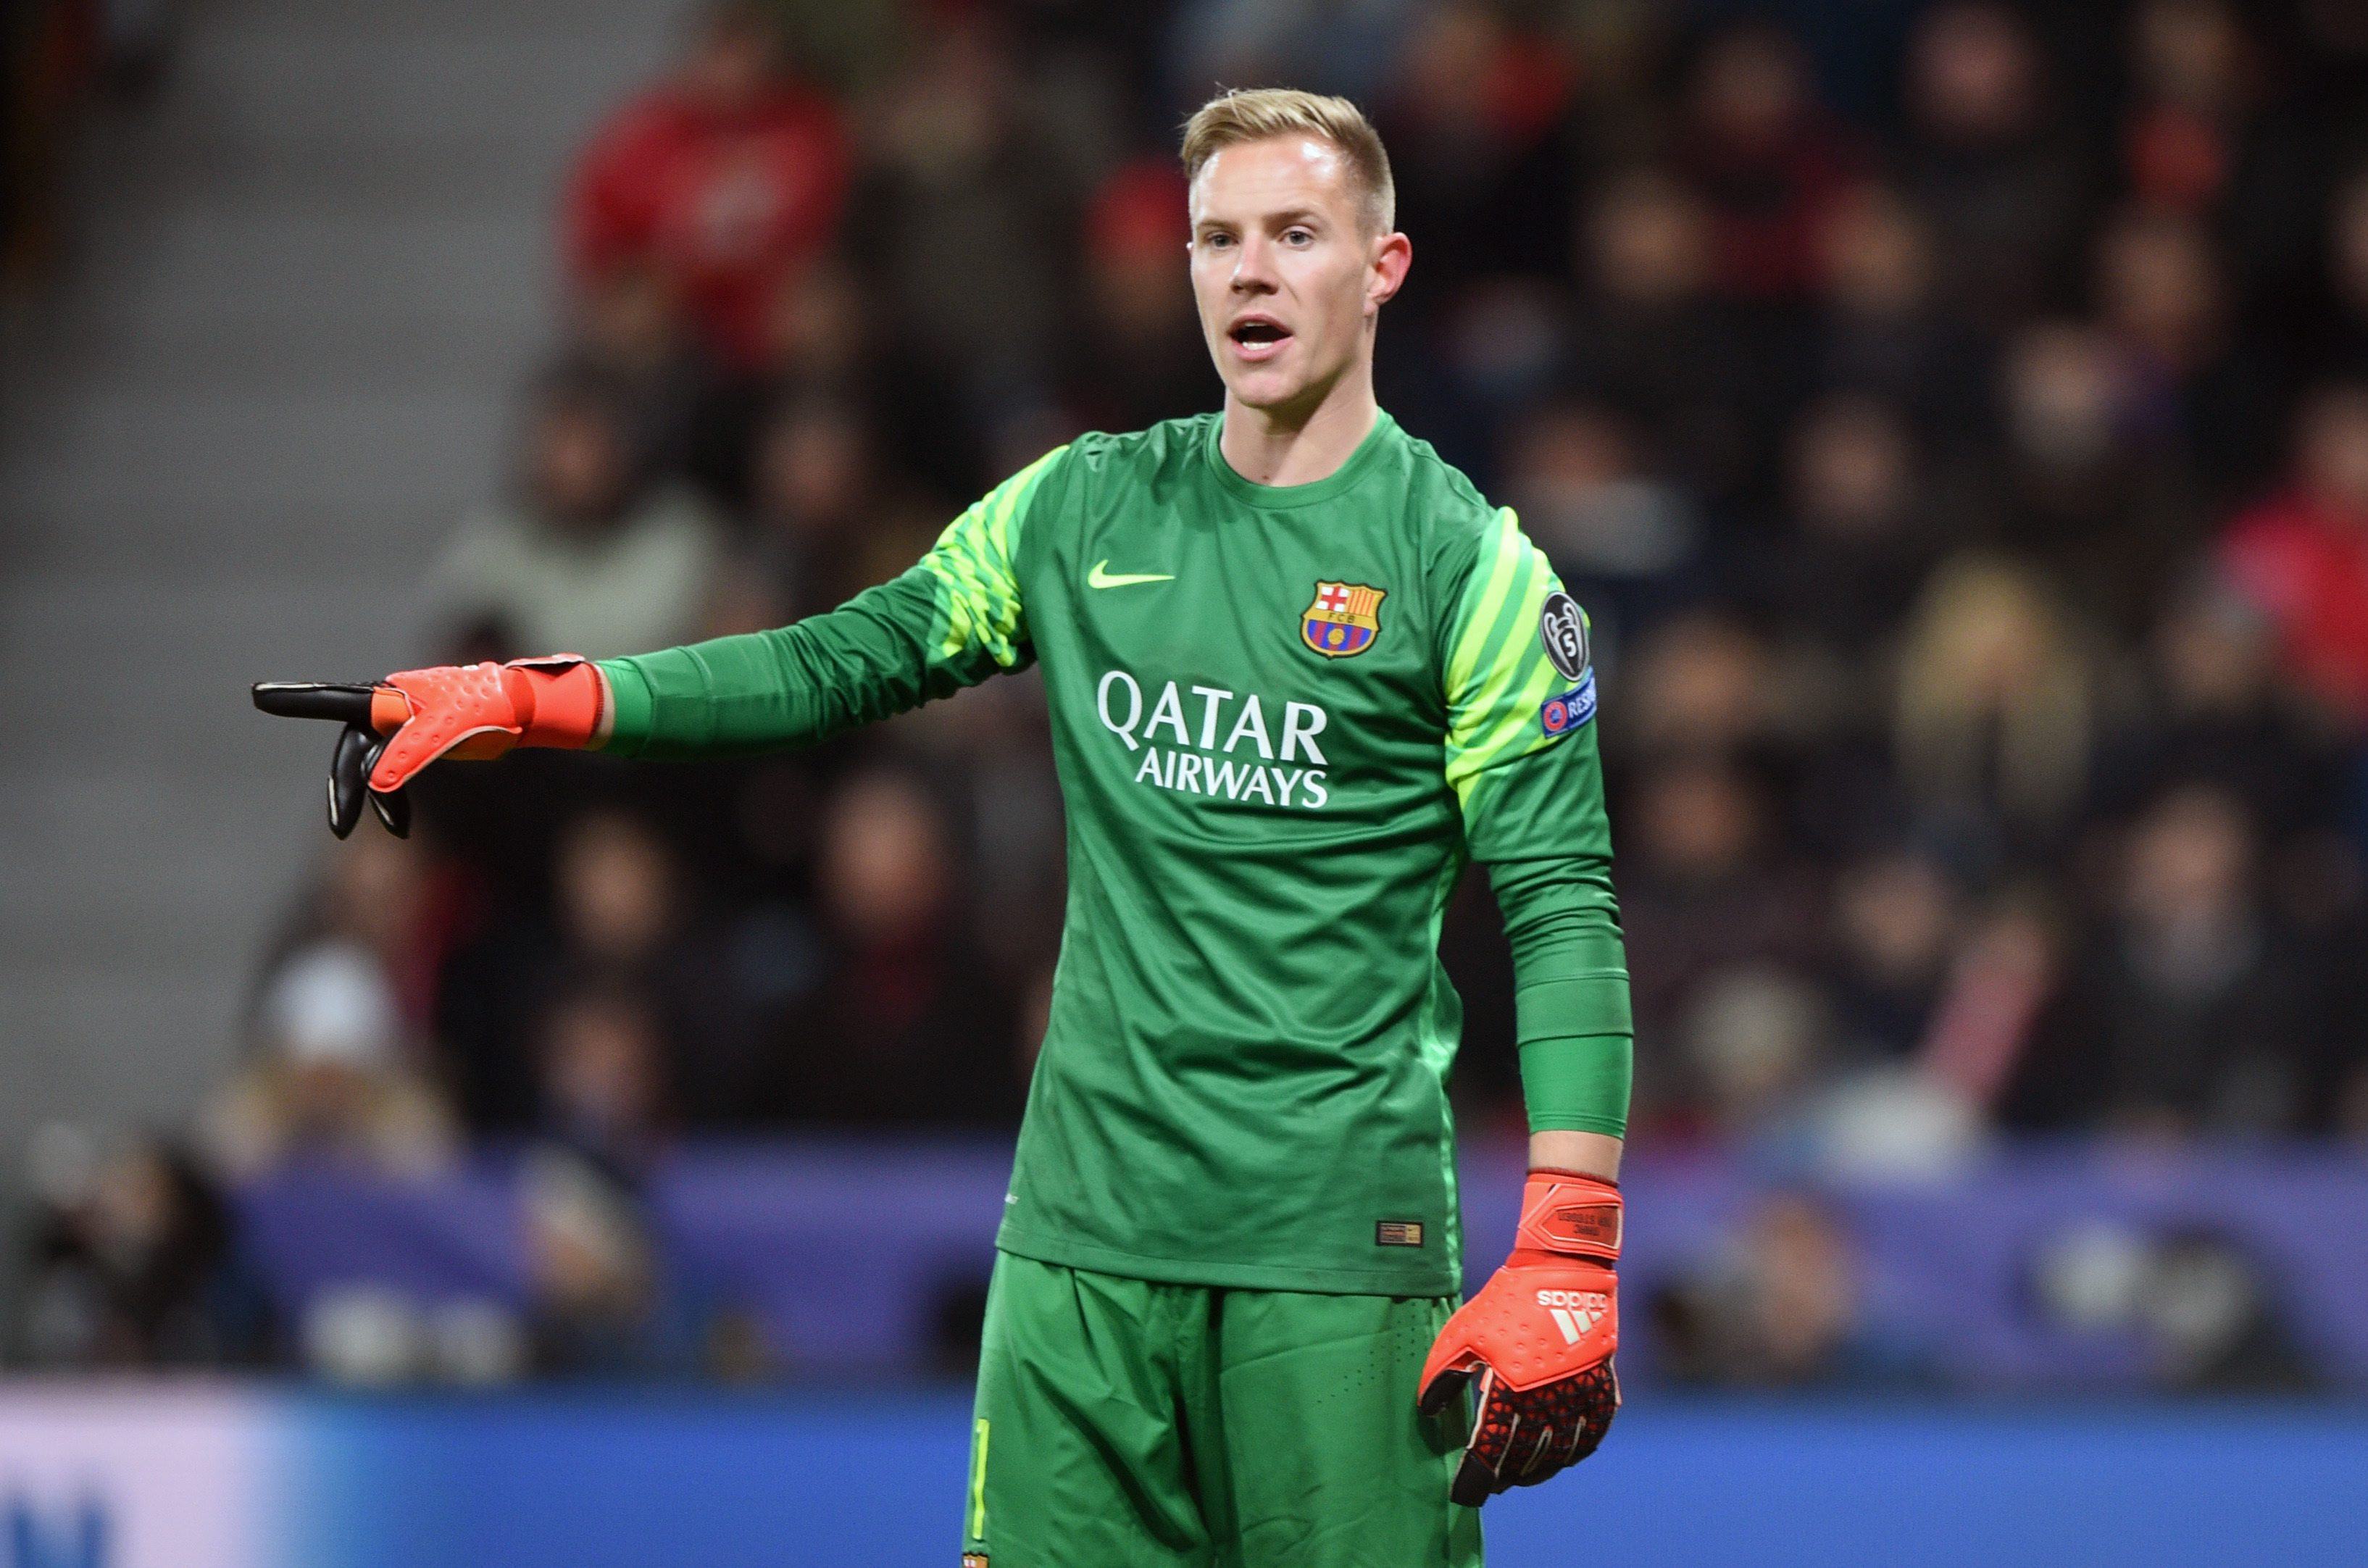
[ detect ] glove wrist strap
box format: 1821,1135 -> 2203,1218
501,656 -> 602,750
1512,1170 -> 1622,1265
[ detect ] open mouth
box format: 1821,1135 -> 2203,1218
1228,317 -> 1291,355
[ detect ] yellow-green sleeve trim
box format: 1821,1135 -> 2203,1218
1443,509 -> 1570,809
916,445 -> 1064,668
590,446 -> 1069,759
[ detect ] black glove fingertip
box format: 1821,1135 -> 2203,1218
1417,1367 -> 1469,1419
254,681 -> 378,725
1448,1456 -> 1496,1509
329,723 -> 372,838
369,784 -> 412,838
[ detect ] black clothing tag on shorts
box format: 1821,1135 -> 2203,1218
1375,1221 -> 1425,1247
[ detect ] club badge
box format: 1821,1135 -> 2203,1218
1301,580 -> 1386,659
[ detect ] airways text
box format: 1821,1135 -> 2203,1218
1096,670 -> 1332,810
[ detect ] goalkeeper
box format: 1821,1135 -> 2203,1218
260,88 -> 1630,1567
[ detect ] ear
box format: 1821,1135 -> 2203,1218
1367,230 -> 1412,314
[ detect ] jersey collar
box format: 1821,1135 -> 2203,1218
1204,409 -> 1398,512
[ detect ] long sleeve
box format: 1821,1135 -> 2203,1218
1490,856 -> 1633,1136
1441,508 -> 1633,1137
595,448 -> 1064,759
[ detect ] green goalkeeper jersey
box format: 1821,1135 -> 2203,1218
600,411 -> 1630,1296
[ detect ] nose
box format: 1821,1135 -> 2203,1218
1230,233 -> 1278,293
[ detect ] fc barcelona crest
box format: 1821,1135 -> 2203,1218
1301,580 -> 1386,659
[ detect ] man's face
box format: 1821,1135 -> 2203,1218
533,406 -> 625,522
1188,135 -> 1407,417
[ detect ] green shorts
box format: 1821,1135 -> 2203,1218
963,1251 -> 1483,1567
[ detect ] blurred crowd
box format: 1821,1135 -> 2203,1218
1,0 -> 172,304
20,0 -> 2368,1383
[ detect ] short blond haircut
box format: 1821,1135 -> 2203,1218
1180,88 -> 1396,233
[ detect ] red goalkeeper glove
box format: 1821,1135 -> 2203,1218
251,656 -> 606,838
1419,1170 -> 1621,1506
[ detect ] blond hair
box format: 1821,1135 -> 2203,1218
1894,553 -> 2094,831
1180,88 -> 1396,233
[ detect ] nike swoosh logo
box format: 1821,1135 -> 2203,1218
1088,559 -> 1174,589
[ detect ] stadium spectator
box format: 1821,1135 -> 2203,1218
1501,397 -> 1702,656
740,391 -> 942,627
204,943 -> 456,1182
692,257 -> 891,514
2092,203 -> 2280,499
1651,1192 -> 1930,1388
434,809 -> 750,1130
2219,382 -> 2368,725
1617,751 -> 1823,1116
566,1 -> 850,371
1166,0 -> 1414,109
2119,0 -> 2256,219
1564,169 -> 1767,503
1896,1 -> 2090,331
15,1131 -> 245,1369
853,10 -> 1078,470
1987,320 -> 2198,635
1892,554 -> 2103,866
881,670 -> 1069,986
2319,171 -> 2368,380
553,262 -> 718,488
549,810 -> 753,1117
1808,180 -> 1988,441
423,370 -> 725,662
1915,893 -> 2059,1113
1751,393 -> 1944,670
1059,158 -> 1212,435
1615,610 -> 1785,761
1675,21 -> 1859,304
1825,848 -> 1962,1064
764,257 -> 870,387
2027,1219 -> 2322,1390
2005,784 -> 2314,1135
522,1148 -> 660,1376
1675,964 -> 1832,1144
535,977 -> 671,1181
1377,4 -> 1583,302
255,827 -> 450,1051
2120,0 -> 2332,319
2089,573 -> 2350,848
769,771 -> 1023,1127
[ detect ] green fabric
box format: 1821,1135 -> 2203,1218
597,412 -> 1631,1294
1488,853 -> 1633,1134
966,1251 -> 1481,1568
596,451 -> 1059,758
1516,1036 -> 1634,1136
597,656 -> 653,748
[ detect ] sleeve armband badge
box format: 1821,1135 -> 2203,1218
1541,670 -> 1597,736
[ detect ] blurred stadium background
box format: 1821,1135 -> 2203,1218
6,0 -> 2368,1563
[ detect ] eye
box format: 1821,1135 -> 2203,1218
1202,231 -> 1234,251
1283,228 -> 1314,246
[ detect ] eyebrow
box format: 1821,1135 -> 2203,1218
1194,207 -> 1328,231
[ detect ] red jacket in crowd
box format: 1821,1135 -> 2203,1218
2220,490 -> 2368,725
567,82 -> 851,370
